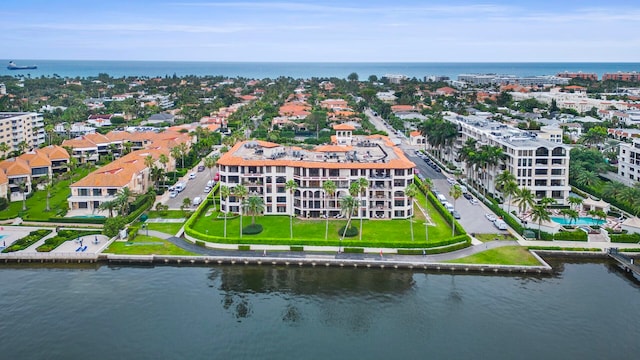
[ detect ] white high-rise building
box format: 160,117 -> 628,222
0,112 -> 45,157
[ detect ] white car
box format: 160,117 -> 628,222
470,198 -> 479,205
169,191 -> 178,198
193,196 -> 202,206
447,178 -> 456,185
204,186 -> 211,193
485,213 -> 497,222
188,172 -> 196,180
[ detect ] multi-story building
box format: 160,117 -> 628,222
603,72 -> 640,82
216,124 -> 416,219
458,74 -> 570,86
0,112 -> 46,157
556,72 -> 598,81
443,114 -> 571,205
617,138 -> 640,186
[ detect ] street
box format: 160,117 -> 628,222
164,165 -> 218,209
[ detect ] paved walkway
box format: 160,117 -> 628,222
143,229 -> 520,262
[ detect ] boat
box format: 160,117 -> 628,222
7,61 -> 38,70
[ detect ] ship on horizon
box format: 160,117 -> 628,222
7,61 -> 38,70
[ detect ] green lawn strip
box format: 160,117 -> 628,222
146,222 -> 185,235
145,210 -> 186,219
104,235 -> 196,255
36,229 -> 102,252
188,201 -> 461,248
445,246 -> 541,266
473,233 -> 517,243
1,229 -> 52,253
0,167 -> 92,221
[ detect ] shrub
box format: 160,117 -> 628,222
2,229 -> 52,253
195,240 -> 205,247
343,247 -> 364,253
238,245 -> 251,251
290,246 -> 304,251
104,217 -> 127,238
553,230 -> 588,241
0,197 -> 8,211
242,224 -> 263,235
338,225 -> 358,237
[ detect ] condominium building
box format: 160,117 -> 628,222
617,138 -> 640,186
443,114 -> 571,205
0,112 -> 46,157
556,72 -> 598,81
603,72 -> 640,82
216,124 -> 417,219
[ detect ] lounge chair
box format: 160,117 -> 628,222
76,246 -> 82,252
81,245 -> 88,252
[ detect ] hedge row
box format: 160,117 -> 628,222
396,239 -> 471,255
610,233 -> 640,244
2,229 -> 52,253
49,216 -> 107,224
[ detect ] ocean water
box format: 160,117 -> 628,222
1,59 -> 639,80
0,260 -> 638,359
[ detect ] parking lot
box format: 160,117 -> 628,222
164,165 -> 218,210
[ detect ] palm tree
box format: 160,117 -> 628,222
116,187 -> 133,216
245,195 -> 265,225
449,184 -> 463,237
44,177 -> 52,212
233,184 -> 248,239
18,182 -> 27,211
514,187 -> 535,215
538,197 -> 556,209
204,155 -> 218,179
322,180 -> 337,240
495,170 -> 516,199
576,171 -> 598,188
340,195 -> 359,240
0,142 -> 10,159
144,155 -> 155,188
567,196 -> 583,212
531,205 -> 550,239
477,145 -> 505,197
181,197 -> 191,212
220,185 -> 231,238
170,146 -> 182,177
177,142 -> 189,169
357,177 -> 369,241
602,181 -> 626,201
405,183 -> 419,242
98,199 -> 118,218
502,180 -> 519,215
285,180 -> 298,239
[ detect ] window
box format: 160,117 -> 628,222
351,169 -> 358,176
394,169 -> 405,176
329,169 -> 339,177
535,169 -> 547,175
92,189 -> 101,196
276,166 -> 286,173
277,196 -> 286,203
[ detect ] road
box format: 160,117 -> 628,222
364,108 -> 502,235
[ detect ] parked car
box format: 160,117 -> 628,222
451,210 -> 461,219
193,196 -> 202,206
204,186 -> 211,193
494,219 -> 508,230
470,198 -> 479,205
485,213 -> 497,222
169,191 -> 178,198
446,178 -> 456,185
463,193 -> 472,200
434,167 -> 442,173
213,172 -> 220,181
188,172 -> 196,180
197,165 -> 205,172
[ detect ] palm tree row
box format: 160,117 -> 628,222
459,140 -> 506,197
419,114 -> 458,163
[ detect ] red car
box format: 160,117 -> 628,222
213,172 -> 220,181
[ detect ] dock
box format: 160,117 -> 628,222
608,248 -> 640,276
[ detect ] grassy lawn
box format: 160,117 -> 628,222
474,233 -> 517,243
446,246 -> 541,266
0,167 -> 92,221
146,222 -> 184,235
188,196 -> 459,248
104,235 -> 196,256
146,210 -> 186,219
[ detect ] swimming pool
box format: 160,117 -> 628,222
550,216 -> 605,226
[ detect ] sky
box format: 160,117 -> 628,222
2,0 -> 640,62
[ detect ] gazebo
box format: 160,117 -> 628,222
621,217 -> 640,235
581,197 -> 610,213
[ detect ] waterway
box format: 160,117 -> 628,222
0,259 -> 638,359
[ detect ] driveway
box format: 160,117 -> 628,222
164,166 -> 217,209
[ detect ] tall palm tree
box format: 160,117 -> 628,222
245,196 -> 265,225
285,179 -> 298,239
170,146 -> 182,179
478,145 -> 505,197
502,180 -> 519,215
322,180 -> 337,240
220,185 -> 231,238
514,187 -> 535,215
419,178 -> 433,243
576,170 -> 598,188
602,181 -> 626,201
357,177 -> 369,241
0,142 -> 10,159
204,155 -> 218,179
177,142 -> 189,169
144,155 -> 155,188
233,184 -> 248,239
405,183 -> 419,242
531,205 -> 550,239
340,195 -> 359,240
44,176 -> 52,212
449,184 -> 463,236
495,170 -> 516,193
18,182 -> 27,211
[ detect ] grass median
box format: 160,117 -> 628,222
105,235 -> 196,256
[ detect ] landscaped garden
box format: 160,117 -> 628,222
185,188 -> 469,249
36,229 -> 102,252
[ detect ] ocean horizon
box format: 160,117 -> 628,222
1,59 -> 639,80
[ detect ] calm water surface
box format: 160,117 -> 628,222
0,259 -> 638,359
